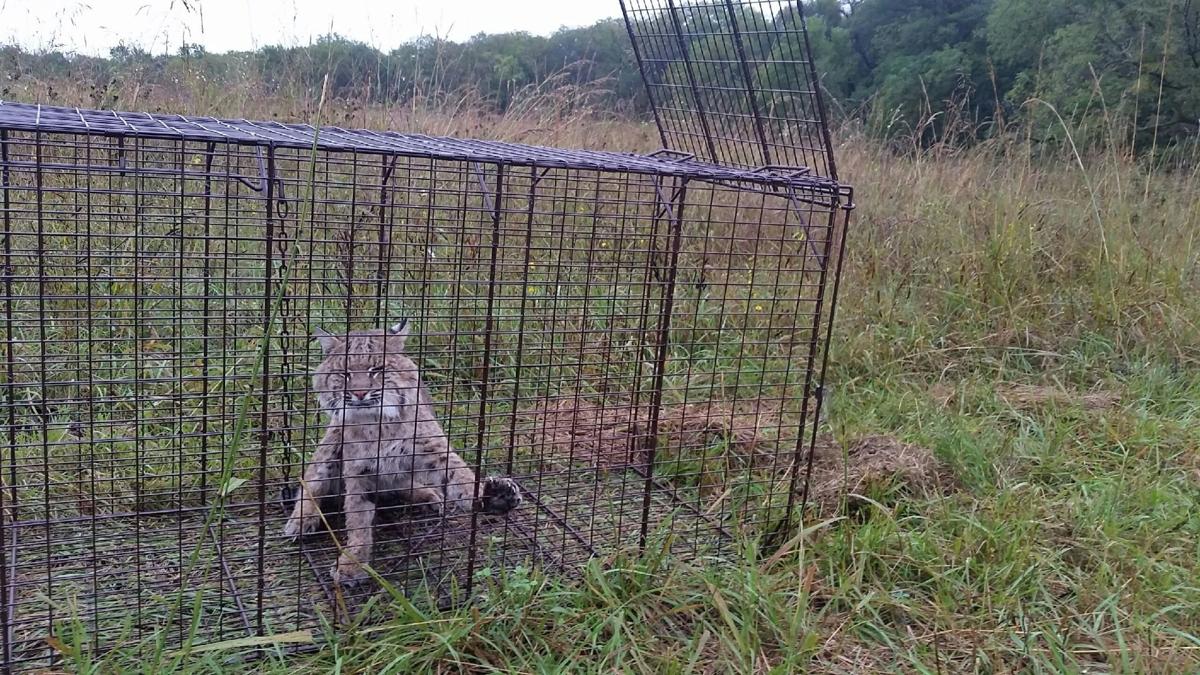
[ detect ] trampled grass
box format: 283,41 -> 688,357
4,75 -> 1199,672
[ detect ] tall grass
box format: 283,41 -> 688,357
5,64 -> 1200,671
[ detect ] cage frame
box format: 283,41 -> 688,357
0,0 -> 852,669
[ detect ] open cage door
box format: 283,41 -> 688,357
619,0 -> 840,179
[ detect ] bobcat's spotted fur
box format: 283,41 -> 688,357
282,320 -> 522,585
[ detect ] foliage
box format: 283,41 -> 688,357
2,7 -> 1199,670
1,2 -> 1197,151
32,103 -> 1200,673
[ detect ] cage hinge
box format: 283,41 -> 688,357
649,179 -> 685,282
471,162 -> 497,214
751,164 -> 813,179
647,148 -> 696,163
783,185 -> 830,269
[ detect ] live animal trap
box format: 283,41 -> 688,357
0,0 -> 851,668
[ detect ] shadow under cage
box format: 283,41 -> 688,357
0,0 -> 851,669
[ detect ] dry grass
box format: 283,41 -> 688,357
996,383 -> 1121,411
930,382 -> 1122,412
526,395 -> 948,515
4,67 -> 1199,674
525,396 -> 783,471
801,433 -> 948,513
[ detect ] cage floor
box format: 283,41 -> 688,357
2,468 -> 730,669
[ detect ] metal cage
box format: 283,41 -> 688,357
0,0 -> 851,669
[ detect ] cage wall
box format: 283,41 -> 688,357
0,126 -> 844,668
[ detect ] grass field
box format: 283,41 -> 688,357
4,75 -> 1200,672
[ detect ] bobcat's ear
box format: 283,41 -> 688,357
386,319 -> 410,350
313,326 -> 339,355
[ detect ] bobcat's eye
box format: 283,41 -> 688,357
368,365 -> 384,378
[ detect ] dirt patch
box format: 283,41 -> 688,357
525,396 -> 785,471
526,396 -> 949,512
802,434 -> 948,512
928,381 -> 958,407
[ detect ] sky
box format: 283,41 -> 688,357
0,0 -> 623,56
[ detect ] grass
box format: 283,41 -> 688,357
1,71 -> 1199,672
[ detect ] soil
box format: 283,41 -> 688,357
527,395 -> 950,513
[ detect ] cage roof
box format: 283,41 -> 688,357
0,101 -> 840,193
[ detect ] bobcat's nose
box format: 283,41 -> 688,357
350,390 -> 369,400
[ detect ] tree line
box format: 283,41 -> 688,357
2,0 -> 1195,154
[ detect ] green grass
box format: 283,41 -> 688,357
3,77 -> 1199,672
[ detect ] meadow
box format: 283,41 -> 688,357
3,71 -> 1200,672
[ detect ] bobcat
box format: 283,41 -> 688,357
282,319 -> 522,585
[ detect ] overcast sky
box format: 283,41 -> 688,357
1,0 -> 623,56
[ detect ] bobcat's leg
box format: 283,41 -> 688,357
405,486 -> 444,518
283,431 -> 340,539
332,475 -> 376,586
377,449 -> 444,517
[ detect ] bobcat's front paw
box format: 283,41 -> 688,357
477,476 -> 523,515
331,556 -> 371,587
282,500 -> 321,540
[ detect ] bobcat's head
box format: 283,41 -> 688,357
311,320 -> 419,421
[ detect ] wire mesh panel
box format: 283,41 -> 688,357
0,101 -> 849,669
619,0 -> 837,177
0,3 -> 850,662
